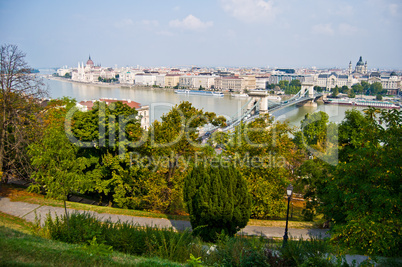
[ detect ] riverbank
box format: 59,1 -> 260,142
46,76 -> 121,88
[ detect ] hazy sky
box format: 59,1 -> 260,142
1,0 -> 401,69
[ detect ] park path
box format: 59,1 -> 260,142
0,196 -> 328,239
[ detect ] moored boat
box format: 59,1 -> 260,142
324,98 -> 400,109
175,90 -> 224,97
231,93 -> 248,98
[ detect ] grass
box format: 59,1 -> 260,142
0,183 -> 315,229
0,212 -> 183,266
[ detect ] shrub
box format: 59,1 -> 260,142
39,211 -> 202,263
184,163 -> 252,242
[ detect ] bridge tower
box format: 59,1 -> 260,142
247,90 -> 269,114
300,82 -> 317,107
300,82 -> 315,98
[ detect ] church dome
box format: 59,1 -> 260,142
86,55 -> 94,67
356,56 -> 364,66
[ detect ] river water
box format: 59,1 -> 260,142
44,78 -> 362,128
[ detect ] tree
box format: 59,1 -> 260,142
289,79 -> 301,87
143,101 -> 226,213
71,101 -> 144,207
376,94 -> 382,100
28,98 -> 92,216
320,108 -> 401,256
351,83 -> 363,96
348,89 -> 356,98
0,44 -> 47,183
370,82 -> 383,95
224,115 -> 303,219
314,86 -> 323,93
331,86 -> 339,97
64,72 -> 71,79
340,85 -> 349,94
293,111 -> 337,221
278,80 -> 289,89
184,163 -> 251,242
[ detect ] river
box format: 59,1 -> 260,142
44,77 -> 362,128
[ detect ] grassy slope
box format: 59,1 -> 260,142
0,212 -> 182,267
0,184 -> 315,229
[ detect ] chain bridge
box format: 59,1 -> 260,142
202,83 -> 323,136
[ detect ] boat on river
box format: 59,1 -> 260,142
230,93 -> 248,98
175,90 -> 224,97
324,98 -> 400,109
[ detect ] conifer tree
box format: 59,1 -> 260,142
184,163 -> 251,242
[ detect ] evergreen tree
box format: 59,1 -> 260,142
184,163 -> 251,242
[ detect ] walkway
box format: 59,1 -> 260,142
0,197 -> 328,239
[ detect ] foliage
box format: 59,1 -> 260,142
314,85 -> 324,92
321,108 -> 402,256
139,101 -> 225,213
184,163 -> 251,242
340,86 -> 349,94
278,80 -> 289,89
331,86 -> 339,97
28,98 -> 92,201
376,94 -> 382,100
369,82 -> 383,95
294,111 -> 337,221
39,211 -> 201,263
0,44 -> 47,183
225,114 -> 303,219
348,89 -> 356,98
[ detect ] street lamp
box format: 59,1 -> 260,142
283,183 -> 293,248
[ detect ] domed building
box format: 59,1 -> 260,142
354,56 -> 367,74
86,55 -> 94,68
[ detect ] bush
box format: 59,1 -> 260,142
184,163 -> 252,242
39,212 -> 202,263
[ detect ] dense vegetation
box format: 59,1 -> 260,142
1,44 -> 401,258
184,163 -> 251,241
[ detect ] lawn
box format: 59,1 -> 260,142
0,212 -> 182,266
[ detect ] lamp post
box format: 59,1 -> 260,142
283,183 -> 293,248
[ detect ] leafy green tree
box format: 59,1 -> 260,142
340,85 -> 349,94
361,81 -> 370,93
351,83 -> 363,96
314,86 -> 323,92
224,115 -> 303,219
348,89 -> 355,98
0,44 -> 46,183
321,108 -> 401,256
376,94 -> 382,100
278,80 -> 289,89
28,98 -> 92,214
289,79 -> 301,87
331,86 -> 339,97
294,111 -> 337,220
370,82 -> 383,95
184,163 -> 251,242
143,101 -> 226,213
71,101 -> 144,207
64,72 -> 71,78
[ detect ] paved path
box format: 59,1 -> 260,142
0,196 -> 328,239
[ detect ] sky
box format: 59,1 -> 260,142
0,0 -> 401,69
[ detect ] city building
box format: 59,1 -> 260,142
71,56 -> 116,83
214,76 -> 244,92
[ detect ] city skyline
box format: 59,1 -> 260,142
0,0 -> 401,69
